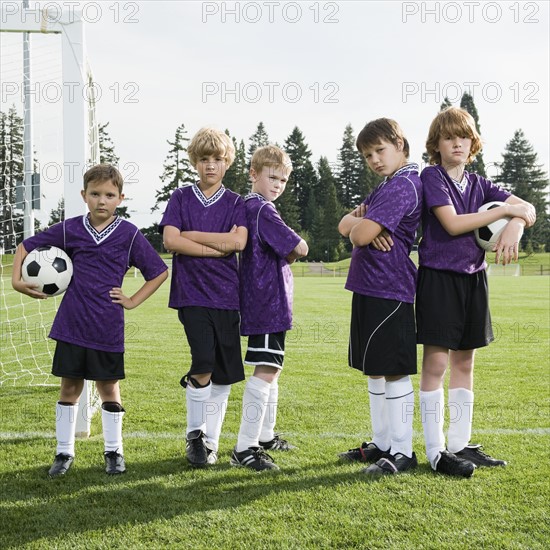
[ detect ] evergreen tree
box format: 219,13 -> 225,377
224,134 -> 249,195
494,129 -> 549,250
247,122 -> 270,161
49,198 -> 65,224
0,107 -> 24,251
336,124 -> 376,209
98,122 -> 120,165
460,92 -> 486,177
284,127 -> 318,231
151,123 -> 195,213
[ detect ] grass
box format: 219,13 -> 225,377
0,276 -> 549,549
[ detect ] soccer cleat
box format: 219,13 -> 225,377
362,452 -> 418,476
48,453 -> 74,477
455,444 -> 507,467
338,441 -> 390,463
186,429 -> 208,467
104,451 -> 126,475
230,446 -> 280,471
206,447 -> 218,465
435,450 -> 475,478
259,434 -> 296,451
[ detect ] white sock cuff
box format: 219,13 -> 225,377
248,376 -> 271,396
448,387 -> 474,403
368,377 -> 385,395
385,376 -> 413,399
186,383 -> 212,401
210,383 -> 231,398
419,388 -> 444,402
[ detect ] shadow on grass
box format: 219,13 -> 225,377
0,451 -> 435,548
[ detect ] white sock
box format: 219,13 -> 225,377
55,402 -> 78,456
368,377 -> 390,451
237,376 -> 271,452
186,383 -> 212,435
259,378 -> 279,443
420,388 -> 446,469
102,408 -> 125,454
447,388 -> 474,454
386,377 -> 414,457
204,383 -> 231,452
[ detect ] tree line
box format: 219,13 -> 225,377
1,93 -> 549,257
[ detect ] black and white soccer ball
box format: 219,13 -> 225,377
22,246 -> 73,296
474,201 -> 511,252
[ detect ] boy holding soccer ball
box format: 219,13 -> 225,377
160,127 -> 248,467
231,145 -> 308,471
338,118 -> 422,476
417,107 -> 536,477
12,164 -> 168,477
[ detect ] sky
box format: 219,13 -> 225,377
1,0 -> 549,229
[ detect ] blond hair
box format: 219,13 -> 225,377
187,127 -> 235,168
425,107 -> 482,165
250,145 -> 292,175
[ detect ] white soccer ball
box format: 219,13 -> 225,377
474,201 -> 511,252
22,245 -> 73,296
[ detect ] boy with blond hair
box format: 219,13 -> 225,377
160,127 -> 248,467
231,145 -> 308,471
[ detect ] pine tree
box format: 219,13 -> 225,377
49,198 -> 65,224
337,124 -> 375,209
0,107 -> 24,251
284,127 -> 318,231
247,122 -> 270,161
460,92 -> 486,177
224,134 -> 249,196
494,129 -> 549,250
98,122 -> 120,165
151,123 -> 195,212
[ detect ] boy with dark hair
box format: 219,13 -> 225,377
12,163 -> 168,476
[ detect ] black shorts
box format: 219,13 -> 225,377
52,340 -> 125,380
416,267 -> 494,350
178,306 -> 244,385
244,332 -> 286,369
348,294 -> 417,376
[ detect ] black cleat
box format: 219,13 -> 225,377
455,444 -> 507,467
362,452 -> 418,476
186,429 -> 208,467
435,450 -> 475,478
339,441 -> 390,463
230,446 -> 279,471
259,434 -> 296,451
48,453 -> 74,477
104,451 -> 126,475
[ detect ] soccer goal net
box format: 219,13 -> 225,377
1,6 -> 100,436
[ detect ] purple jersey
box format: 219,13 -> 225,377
159,184 -> 246,310
419,165 -> 511,274
23,216 -> 168,353
240,193 -> 301,335
345,163 -> 422,304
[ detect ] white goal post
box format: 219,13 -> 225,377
1,6 -> 100,437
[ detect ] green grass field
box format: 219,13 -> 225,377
1,275 -> 549,549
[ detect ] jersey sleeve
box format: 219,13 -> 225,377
479,175 -> 512,203
158,188 -> 184,231
128,229 -> 169,281
22,221 -> 66,253
421,166 -> 454,210
231,195 -> 247,228
258,203 -> 301,259
366,176 -> 420,233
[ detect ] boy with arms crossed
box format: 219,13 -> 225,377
338,119 -> 422,476
160,128 -> 248,467
417,107 -> 535,477
12,164 -> 168,476
231,145 -> 308,471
